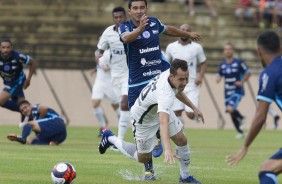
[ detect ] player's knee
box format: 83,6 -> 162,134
120,101 -> 129,111
173,133 -> 187,146
137,153 -> 152,163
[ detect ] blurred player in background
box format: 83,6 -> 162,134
118,0 -> 201,178
0,39 -> 36,121
216,42 -> 251,139
7,100 -> 66,145
227,30 -> 282,184
92,49 -> 120,136
166,23 -> 206,123
99,59 -> 204,184
96,7 -> 130,142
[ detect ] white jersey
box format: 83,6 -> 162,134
166,41 -> 206,85
131,70 -> 178,127
97,25 -> 128,79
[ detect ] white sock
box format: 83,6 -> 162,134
94,107 -> 106,128
176,145 -> 190,179
118,110 -> 130,139
268,107 -> 278,117
109,136 -> 138,161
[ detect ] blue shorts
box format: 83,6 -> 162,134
32,117 -> 67,145
270,148 -> 282,159
3,74 -> 26,98
128,83 -> 147,109
225,93 -> 242,110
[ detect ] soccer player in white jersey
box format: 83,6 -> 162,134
99,59 -> 204,183
97,7 -> 130,141
166,24 -> 206,123
92,49 -> 120,136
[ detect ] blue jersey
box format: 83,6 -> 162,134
119,17 -> 170,108
119,16 -> 170,87
0,50 -> 30,82
217,58 -> 250,98
31,104 -> 62,121
257,56 -> 282,110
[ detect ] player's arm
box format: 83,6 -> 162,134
195,61 -> 207,86
216,73 -> 222,83
164,25 -> 201,42
227,100 -> 269,166
120,14 -> 148,43
24,57 -> 37,89
159,111 -> 175,164
235,71 -> 251,87
176,91 -> 204,123
38,105 -> 49,119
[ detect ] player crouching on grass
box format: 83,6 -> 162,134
7,100 -> 67,145
99,59 -> 204,183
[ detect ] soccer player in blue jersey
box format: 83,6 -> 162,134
216,42 -> 251,139
0,39 -> 36,119
227,31 -> 282,184
7,100 -> 67,145
118,0 -> 201,179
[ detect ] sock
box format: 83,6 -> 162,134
108,136 -> 138,161
118,110 -> 130,139
2,100 -> 19,112
22,124 -> 32,140
144,157 -> 154,173
233,110 -> 243,120
259,171 -> 277,184
176,145 -> 191,179
231,113 -> 243,133
268,107 -> 278,117
94,107 -> 106,128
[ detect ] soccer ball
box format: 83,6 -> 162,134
51,162 -> 76,184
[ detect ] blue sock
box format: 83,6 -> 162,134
2,100 -> 19,112
22,125 -> 32,140
259,171 -> 277,184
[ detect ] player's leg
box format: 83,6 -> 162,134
0,90 -> 18,111
258,148 -> 282,184
7,124 -> 32,144
169,111 -> 202,183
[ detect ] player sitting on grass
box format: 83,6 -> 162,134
7,100 -> 67,145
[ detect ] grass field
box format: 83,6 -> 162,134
0,125 -> 281,184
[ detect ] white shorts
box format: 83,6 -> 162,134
132,109 -> 183,154
172,83 -> 200,112
91,78 -> 120,104
112,73 -> 128,98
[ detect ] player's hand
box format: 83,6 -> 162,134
234,81 -> 243,87
226,146 -> 248,166
138,14 -> 148,32
164,149 -> 175,164
188,32 -> 202,42
193,108 -> 204,124
102,65 -> 111,72
195,78 -> 202,86
23,79 -> 30,89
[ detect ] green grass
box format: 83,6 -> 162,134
0,125 -> 281,184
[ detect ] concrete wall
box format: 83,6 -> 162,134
0,69 -> 280,130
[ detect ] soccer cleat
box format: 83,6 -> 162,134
99,129 -> 114,154
7,134 -> 26,144
143,171 -> 156,181
274,115 -> 280,129
179,175 -> 202,184
152,139 -> 163,157
235,133 -> 245,139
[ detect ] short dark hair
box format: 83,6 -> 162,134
128,0 -> 147,9
112,6 -> 126,16
257,31 -> 280,54
0,38 -> 12,46
18,100 -> 31,108
170,59 -> 188,76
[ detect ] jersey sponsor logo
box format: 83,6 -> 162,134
142,31 -> 150,39
143,69 -> 161,77
139,46 -> 159,54
140,58 -> 161,67
150,22 -> 156,27
261,73 -> 269,93
152,30 -> 159,34
11,59 -> 17,63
